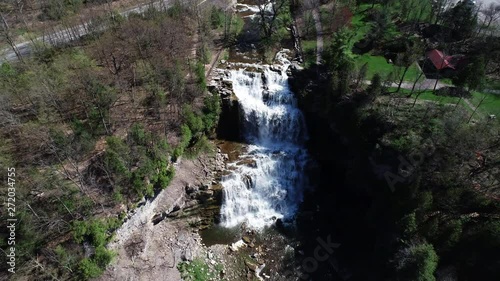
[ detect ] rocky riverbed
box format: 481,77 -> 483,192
97,144 -> 297,281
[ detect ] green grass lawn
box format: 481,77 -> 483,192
355,54 -> 423,82
351,5 -> 417,82
440,78 -> 453,85
393,88 -> 459,103
470,91 -> 500,116
424,76 -> 498,90
391,88 -> 500,117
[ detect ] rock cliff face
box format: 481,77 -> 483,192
210,73 -> 241,141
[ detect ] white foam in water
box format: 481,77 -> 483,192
235,4 -> 261,13
220,52 -> 310,229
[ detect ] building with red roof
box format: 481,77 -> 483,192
426,49 -> 456,70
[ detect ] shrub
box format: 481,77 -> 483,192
71,120 -> 96,156
183,106 -> 205,135
198,43 -> 211,65
104,150 -> 129,178
54,245 -> 75,269
73,219 -> 118,279
88,220 -> 107,246
132,172 -> 147,198
72,221 -> 88,244
112,190 -> 124,203
167,0 -> 183,18
130,123 -> 148,145
438,220 -> 463,250
72,219 -> 118,247
202,94 -> 221,131
178,258 -> 217,281
104,136 -> 131,177
396,242 -> 438,281
194,62 -> 207,90
187,135 -> 214,158
151,138 -> 170,161
145,183 -> 154,198
42,0 -> 83,21
94,246 -> 115,268
153,161 -> 175,189
180,125 -> 193,148
400,212 -> 417,238
172,147 -> 183,162
210,6 -> 225,29
79,258 -> 103,279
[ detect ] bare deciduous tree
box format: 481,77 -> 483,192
0,12 -> 24,62
257,0 -> 288,38
477,2 -> 500,37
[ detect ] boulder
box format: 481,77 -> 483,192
242,236 -> 252,244
200,183 -> 210,190
291,61 -> 304,71
222,80 -> 233,88
270,65 -> 281,73
184,200 -> 199,209
229,240 -> 246,252
185,184 -> 198,194
236,158 -> 257,168
196,190 -> 214,203
245,260 -> 258,272
151,213 -> 165,225
207,85 -> 217,93
166,210 -> 181,218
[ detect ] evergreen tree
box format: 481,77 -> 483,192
396,242 -> 439,281
442,1 -> 478,40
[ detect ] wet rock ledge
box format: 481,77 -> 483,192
209,70 -> 241,142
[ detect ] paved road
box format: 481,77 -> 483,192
0,0 -> 174,62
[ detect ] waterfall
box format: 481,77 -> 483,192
220,54 -> 310,229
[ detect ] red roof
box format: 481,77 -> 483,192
427,49 -> 455,70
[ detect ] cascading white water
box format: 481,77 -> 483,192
220,54 -> 310,229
